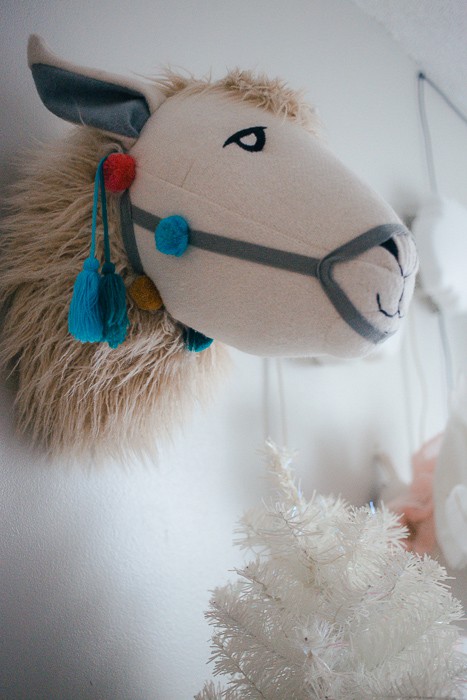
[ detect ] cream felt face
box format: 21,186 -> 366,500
129,92 -> 418,357
28,34 -> 418,359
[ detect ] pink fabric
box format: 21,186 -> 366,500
388,434 -> 444,555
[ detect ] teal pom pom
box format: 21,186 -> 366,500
184,327 -> 213,352
99,262 -> 130,349
155,215 -> 189,256
68,256 -> 104,343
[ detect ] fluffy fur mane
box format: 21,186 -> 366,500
0,130 -> 228,459
152,68 -> 320,135
0,69 -> 318,459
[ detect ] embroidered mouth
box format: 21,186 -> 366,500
377,292 -> 404,319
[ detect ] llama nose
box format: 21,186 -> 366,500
380,232 -> 418,277
380,237 -> 399,262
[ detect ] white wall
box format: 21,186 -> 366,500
1,1 -> 467,698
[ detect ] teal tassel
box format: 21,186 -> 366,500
99,261 -> 129,349
68,256 -> 104,342
184,327 -> 214,352
68,153 -> 130,348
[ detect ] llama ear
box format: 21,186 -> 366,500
28,35 -> 166,138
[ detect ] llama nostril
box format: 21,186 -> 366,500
380,237 -> 399,262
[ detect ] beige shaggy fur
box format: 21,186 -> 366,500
153,68 -> 320,135
0,70 -> 319,459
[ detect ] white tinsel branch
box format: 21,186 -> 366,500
198,442 -> 466,699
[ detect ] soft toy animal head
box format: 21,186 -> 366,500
0,36 -> 418,457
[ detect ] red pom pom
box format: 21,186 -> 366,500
103,153 -> 136,193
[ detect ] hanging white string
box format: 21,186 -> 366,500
401,318 -> 417,455
261,357 -> 288,447
275,358 -> 288,447
408,303 -> 430,447
262,357 -> 271,442
437,305 -> 454,395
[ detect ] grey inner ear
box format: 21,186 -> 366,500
31,63 -> 151,138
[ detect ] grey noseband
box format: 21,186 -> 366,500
120,192 -> 408,344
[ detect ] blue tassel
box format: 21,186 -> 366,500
68,153 -> 130,348
99,261 -> 129,349
68,256 -> 104,342
184,327 -> 213,352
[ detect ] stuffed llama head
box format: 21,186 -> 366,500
0,36 -> 418,457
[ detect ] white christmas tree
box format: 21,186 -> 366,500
196,442 -> 466,700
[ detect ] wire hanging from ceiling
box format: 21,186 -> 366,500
417,71 -> 467,195
415,71 -> 467,399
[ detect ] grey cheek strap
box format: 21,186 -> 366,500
120,194 -> 405,344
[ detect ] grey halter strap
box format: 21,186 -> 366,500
120,192 -> 406,344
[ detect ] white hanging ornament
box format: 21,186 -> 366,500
413,195 -> 467,315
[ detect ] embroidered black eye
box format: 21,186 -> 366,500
223,126 -> 267,152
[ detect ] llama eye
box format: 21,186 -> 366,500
223,126 -> 267,152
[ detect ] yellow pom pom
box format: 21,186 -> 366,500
128,276 -> 163,311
